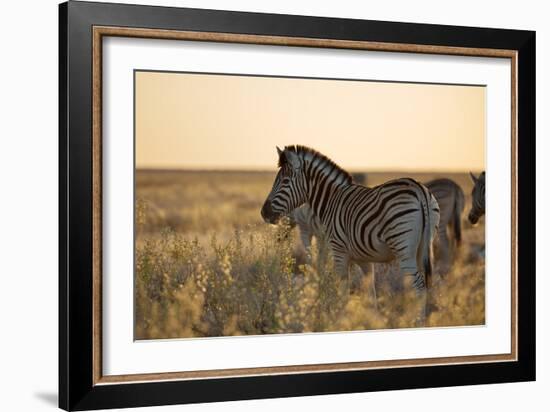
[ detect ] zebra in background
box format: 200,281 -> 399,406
425,178 -> 465,268
351,172 -> 367,186
288,203 -> 325,253
261,145 -> 439,321
468,171 -> 485,224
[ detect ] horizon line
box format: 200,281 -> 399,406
135,167 -> 484,174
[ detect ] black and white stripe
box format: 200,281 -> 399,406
468,171 -> 485,224
373,177 -> 465,295
291,177 -> 463,269
289,174 -> 366,252
261,145 -> 440,320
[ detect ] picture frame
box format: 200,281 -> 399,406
59,1 -> 535,410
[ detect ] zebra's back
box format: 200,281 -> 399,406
425,178 -> 465,243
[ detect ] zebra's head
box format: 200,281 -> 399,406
468,171 -> 485,224
261,146 -> 309,224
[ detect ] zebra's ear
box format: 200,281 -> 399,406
285,149 -> 301,169
276,146 -> 286,167
469,172 -> 478,184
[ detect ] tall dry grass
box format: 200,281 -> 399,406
135,170 -> 485,340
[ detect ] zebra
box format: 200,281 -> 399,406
291,177 -> 463,269
425,178 -> 465,268
288,177 -> 463,303
351,172 -> 367,186
288,203 -> 326,253
261,145 -> 440,321
288,173 -> 367,253
372,178 -> 465,300
468,171 -> 485,224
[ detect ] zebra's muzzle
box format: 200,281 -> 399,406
261,201 -> 281,224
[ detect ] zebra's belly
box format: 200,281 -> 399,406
350,240 -> 393,263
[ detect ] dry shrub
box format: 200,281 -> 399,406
135,221 -> 351,339
135,223 -> 485,339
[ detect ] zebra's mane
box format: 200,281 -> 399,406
279,145 -> 353,185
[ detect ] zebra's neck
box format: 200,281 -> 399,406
303,155 -> 351,224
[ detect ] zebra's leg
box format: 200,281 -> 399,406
437,225 -> 450,272
358,261 -> 378,311
299,226 -> 313,254
296,223 -> 315,266
332,249 -> 351,297
298,222 -> 313,253
396,255 -> 427,326
410,272 -> 427,325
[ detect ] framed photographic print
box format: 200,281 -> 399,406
59,1 -> 535,410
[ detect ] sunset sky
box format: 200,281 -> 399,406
135,71 -> 485,172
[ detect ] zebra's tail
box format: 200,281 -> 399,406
419,188 -> 440,289
452,189 -> 465,246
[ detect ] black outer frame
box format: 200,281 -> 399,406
59,1 -> 535,410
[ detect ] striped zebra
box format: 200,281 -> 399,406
291,177 -> 463,268
288,173 -> 366,253
425,178 -> 465,267
373,178 -> 465,299
261,145 -> 440,321
289,177 -> 463,305
468,171 -> 485,224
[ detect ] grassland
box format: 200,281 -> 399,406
135,170 -> 485,340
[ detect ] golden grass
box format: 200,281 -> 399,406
135,170 -> 485,340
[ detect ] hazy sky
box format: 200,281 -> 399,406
135,71 -> 485,172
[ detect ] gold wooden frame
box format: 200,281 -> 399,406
92,26 -> 518,385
